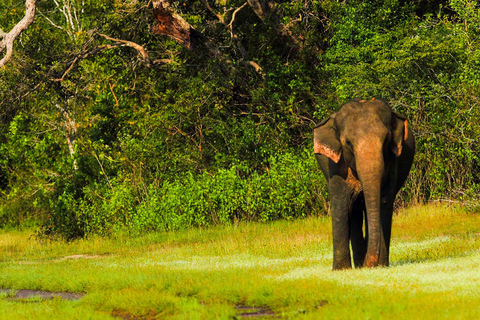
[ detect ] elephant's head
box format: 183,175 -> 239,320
313,98 -> 409,267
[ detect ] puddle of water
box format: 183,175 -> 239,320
0,289 -> 84,301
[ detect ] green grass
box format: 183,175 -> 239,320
1,204 -> 480,319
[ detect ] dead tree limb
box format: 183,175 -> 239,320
0,0 -> 37,68
248,61 -> 265,77
199,1 -> 265,78
227,2 -> 248,39
152,0 -> 202,50
98,33 -> 151,67
200,0 -> 225,24
246,0 -> 304,49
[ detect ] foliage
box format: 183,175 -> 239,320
0,0 -> 479,237
41,152 -> 327,238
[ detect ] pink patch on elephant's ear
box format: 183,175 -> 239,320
392,120 -> 409,157
314,140 -> 341,163
404,120 -> 409,140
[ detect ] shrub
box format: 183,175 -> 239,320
40,151 -> 327,238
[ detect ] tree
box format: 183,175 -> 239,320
0,0 -> 36,68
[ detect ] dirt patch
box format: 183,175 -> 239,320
315,300 -> 328,308
0,289 -> 84,301
235,305 -> 276,318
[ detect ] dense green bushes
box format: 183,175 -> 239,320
0,0 -> 479,238
40,152 -> 326,238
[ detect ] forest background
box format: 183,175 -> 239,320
0,0 -> 479,239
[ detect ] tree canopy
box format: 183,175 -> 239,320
0,0 -> 479,238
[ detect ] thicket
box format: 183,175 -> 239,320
0,0 -> 478,238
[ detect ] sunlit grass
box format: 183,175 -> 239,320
1,204 -> 480,319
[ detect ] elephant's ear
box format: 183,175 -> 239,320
390,112 -> 409,157
313,116 -> 342,163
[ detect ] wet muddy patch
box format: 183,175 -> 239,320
0,289 -> 84,301
235,305 -> 276,318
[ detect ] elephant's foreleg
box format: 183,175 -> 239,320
350,198 -> 366,268
330,177 -> 352,270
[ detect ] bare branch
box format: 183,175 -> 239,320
98,33 -> 151,67
0,0 -> 37,68
151,0 -> 264,78
108,81 -> 119,107
200,0 -> 225,24
43,0 -> 83,40
226,2 -> 266,78
227,2 -> 248,39
247,60 -> 265,78
153,58 -> 177,65
39,11 -> 65,31
246,0 -> 306,50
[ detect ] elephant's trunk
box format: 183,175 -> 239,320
355,138 -> 385,267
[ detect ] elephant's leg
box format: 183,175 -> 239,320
350,197 -> 366,268
379,195 -> 395,266
329,176 -> 352,270
378,165 -> 398,267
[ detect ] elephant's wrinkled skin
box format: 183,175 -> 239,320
314,98 -> 415,270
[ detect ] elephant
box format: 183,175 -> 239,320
313,98 -> 415,270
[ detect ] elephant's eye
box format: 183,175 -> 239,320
345,139 -> 353,148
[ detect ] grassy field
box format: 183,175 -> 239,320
1,204 -> 480,319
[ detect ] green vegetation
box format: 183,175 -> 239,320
1,205 -> 480,319
0,0 -> 479,237
1,2 -> 479,318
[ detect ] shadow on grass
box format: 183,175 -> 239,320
391,251 -> 475,267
